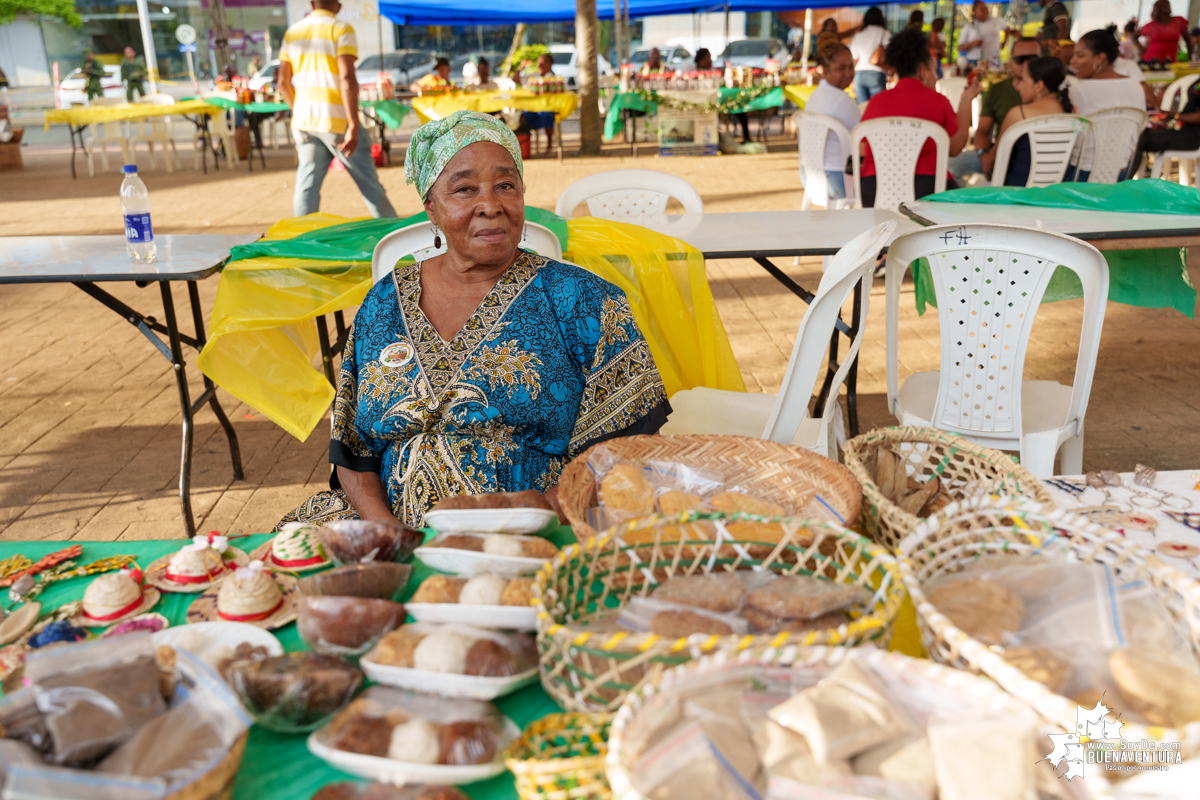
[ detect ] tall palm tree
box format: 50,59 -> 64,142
576,0 -> 602,155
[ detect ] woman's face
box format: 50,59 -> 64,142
916,54 -> 938,88
823,50 -> 855,90
1070,41 -> 1098,77
436,63 -> 451,80
1013,72 -> 1041,102
822,19 -> 837,32
424,142 -> 526,268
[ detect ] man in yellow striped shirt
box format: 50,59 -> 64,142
278,0 -> 396,217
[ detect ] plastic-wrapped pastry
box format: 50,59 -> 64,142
431,491 -> 554,511
650,573 -> 748,613
709,491 -> 784,517
658,490 -> 705,515
459,575 -> 507,605
743,576 -> 871,621
371,624 -> 535,678
481,536 -> 524,558
387,718 -> 441,764
500,578 -> 535,607
370,628 -> 428,669
925,578 -> 1025,646
600,464 -> 655,514
412,629 -> 474,673
411,576 -> 466,605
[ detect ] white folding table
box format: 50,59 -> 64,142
0,234 -> 258,537
631,209 -> 922,435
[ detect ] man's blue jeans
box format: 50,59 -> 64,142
949,148 -> 983,182
294,129 -> 396,218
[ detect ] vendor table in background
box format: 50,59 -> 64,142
0,235 -> 257,536
412,90 -> 578,159
632,209 -> 922,435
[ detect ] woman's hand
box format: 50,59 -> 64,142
543,484 -> 566,525
980,147 -> 996,176
337,466 -> 400,523
962,75 -> 984,105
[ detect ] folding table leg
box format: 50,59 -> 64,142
316,314 -> 336,386
159,282 -> 198,537
187,281 -> 244,481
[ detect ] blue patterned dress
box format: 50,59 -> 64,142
279,252 -> 669,528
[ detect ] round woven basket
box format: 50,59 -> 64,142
604,646 -> 1040,800
504,712 -> 613,800
164,731 -> 248,800
899,495 -> 1200,757
533,512 -> 903,712
843,426 -> 1050,551
557,434 -> 862,543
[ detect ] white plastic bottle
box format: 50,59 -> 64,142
120,164 -> 157,263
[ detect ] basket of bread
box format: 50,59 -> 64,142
900,494 -> 1200,760
843,426 -> 1051,551
533,511 -> 903,712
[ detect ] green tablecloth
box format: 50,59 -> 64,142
359,100 -> 411,129
197,96 -> 291,114
0,528 -> 577,800
602,86 -> 785,142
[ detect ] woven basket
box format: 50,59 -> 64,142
164,732 -> 248,800
899,495 -> 1200,757
504,712 -> 613,800
557,434 -> 862,543
533,512 -> 903,712
605,646 -> 1040,800
843,426 -> 1051,552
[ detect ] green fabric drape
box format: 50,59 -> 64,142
602,87 -> 785,142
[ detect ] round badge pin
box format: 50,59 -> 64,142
1158,541 -> 1200,559
380,341 -> 414,368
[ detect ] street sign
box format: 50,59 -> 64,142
175,23 -> 197,45
179,43 -> 197,52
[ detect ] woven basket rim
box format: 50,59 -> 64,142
533,512 -> 904,653
898,494 -> 1200,750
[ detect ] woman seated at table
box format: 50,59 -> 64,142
1127,68 -> 1200,178
802,40 -> 860,203
277,111 -> 670,529
857,28 -> 980,208
988,56 -> 1072,185
464,57 -> 500,92
411,58 -> 453,95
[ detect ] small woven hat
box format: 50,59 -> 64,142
73,570 -> 161,628
187,561 -> 299,630
249,524 -> 330,573
146,534 -> 251,594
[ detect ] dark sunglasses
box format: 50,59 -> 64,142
1011,54 -> 1037,65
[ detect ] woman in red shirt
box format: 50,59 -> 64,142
1139,0 -> 1191,63
858,28 -> 980,207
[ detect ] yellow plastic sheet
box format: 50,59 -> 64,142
43,99 -> 222,130
411,90 -> 579,124
197,214 -> 744,441
782,84 -> 818,109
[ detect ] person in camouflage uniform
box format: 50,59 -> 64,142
82,51 -> 106,101
121,47 -> 148,102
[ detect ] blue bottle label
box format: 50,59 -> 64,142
124,213 -> 154,243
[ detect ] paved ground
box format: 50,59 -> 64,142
2,117 -> 1198,541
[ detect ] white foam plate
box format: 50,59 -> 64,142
153,620 -> 283,661
405,602 -> 538,631
359,657 -> 540,700
416,548 -> 550,578
423,508 -> 558,535
306,717 -> 519,785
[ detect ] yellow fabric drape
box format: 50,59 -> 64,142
782,84 -> 818,109
44,99 -> 222,129
411,90 -> 579,124
196,214 -> 745,441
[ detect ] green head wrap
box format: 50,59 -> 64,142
404,110 -> 525,200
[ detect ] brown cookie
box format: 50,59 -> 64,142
500,578 -> 535,607
650,609 -> 734,638
600,464 -> 654,514
434,535 -> 484,552
332,715 -> 393,757
438,720 -> 499,765
745,575 -> 870,620
463,638 -> 518,677
519,538 -> 560,559
709,491 -> 784,517
1003,646 -> 1070,692
740,606 -> 850,633
371,627 -> 427,668
1111,647 -> 1200,727
411,575 -> 466,604
658,490 -> 705,515
926,578 -> 1025,646
650,574 -> 747,613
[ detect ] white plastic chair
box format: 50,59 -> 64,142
884,224 -> 1109,477
370,221 -> 563,285
852,117 -> 949,212
990,114 -> 1089,187
660,221 -> 897,462
84,97 -> 132,176
1160,74 -> 1200,112
195,110 -> 239,170
1085,107 -> 1147,184
935,77 -> 967,113
130,93 -> 180,173
554,169 -> 704,218
1150,81 -> 1200,184
796,111 -> 854,210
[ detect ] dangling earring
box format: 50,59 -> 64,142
432,225 -> 442,249
521,224 -> 528,245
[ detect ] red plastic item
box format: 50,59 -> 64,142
371,142 -> 384,167
517,133 -> 531,159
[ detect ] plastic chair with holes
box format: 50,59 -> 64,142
195,110 -> 240,170
1150,80 -> 1200,185
84,97 -> 133,176
935,78 -> 967,115
660,221 -> 897,462
554,169 -> 704,219
990,114 -> 1089,187
884,224 -> 1109,478
796,111 -> 855,210
1085,107 -> 1147,183
370,221 -> 563,285
851,117 -> 949,212
1160,74 -> 1200,113
130,93 -> 180,173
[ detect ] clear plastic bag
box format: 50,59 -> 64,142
313,783 -> 470,800
297,596 -> 406,656
318,686 -> 509,766
744,575 -> 872,622
26,632 -> 166,767
227,651 -> 363,733
370,623 -> 537,677
618,597 -> 751,637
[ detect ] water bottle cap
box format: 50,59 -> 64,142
122,165 -> 138,173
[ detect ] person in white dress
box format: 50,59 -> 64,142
850,7 -> 891,102
1069,28 -> 1154,180
957,0 -> 1005,69
802,41 -> 861,203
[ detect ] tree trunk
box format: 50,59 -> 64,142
576,0 -> 602,156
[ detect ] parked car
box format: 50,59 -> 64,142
449,51 -> 508,83
56,65 -> 124,106
248,59 -> 279,91
356,50 -> 437,89
544,43 -> 615,90
719,38 -> 787,69
628,46 -> 692,68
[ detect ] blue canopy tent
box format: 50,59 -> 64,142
379,0 -> 853,26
